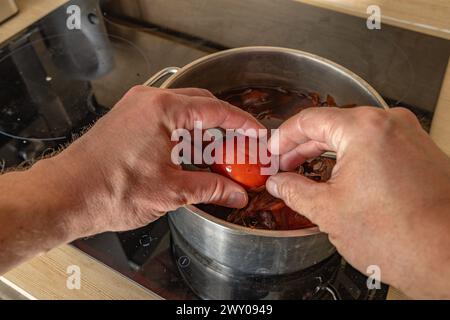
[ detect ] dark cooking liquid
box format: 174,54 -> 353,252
216,86 -> 337,129
211,86 -> 339,230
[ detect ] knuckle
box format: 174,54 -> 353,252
166,175 -> 189,206
361,108 -> 388,127
205,98 -> 226,113
149,90 -> 174,106
183,103 -> 208,129
185,103 -> 198,122
194,88 -> 214,97
146,91 -> 178,120
127,85 -> 148,96
278,179 -> 300,206
174,191 -> 189,207
355,108 -> 394,137
194,177 -> 225,204
390,107 -> 420,125
168,173 -> 227,206
207,178 -> 226,203
276,175 -> 331,225
164,188 -> 187,209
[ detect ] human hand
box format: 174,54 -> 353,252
266,106 -> 450,299
41,86 -> 263,236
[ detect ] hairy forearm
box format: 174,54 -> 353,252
0,158 -> 85,274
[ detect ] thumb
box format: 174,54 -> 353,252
178,171 -> 248,208
265,172 -> 331,224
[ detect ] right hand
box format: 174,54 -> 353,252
266,106 -> 450,299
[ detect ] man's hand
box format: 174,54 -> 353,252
266,106 -> 450,299
51,86 -> 265,233
0,86 -> 263,273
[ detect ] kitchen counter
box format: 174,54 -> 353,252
431,58 -> 450,155
296,0 -> 450,40
0,0 -> 448,300
2,0 -> 449,46
2,245 -> 160,299
0,243 -> 409,299
0,0 -> 68,46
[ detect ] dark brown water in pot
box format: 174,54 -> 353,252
199,86 -> 345,230
216,86 -> 352,129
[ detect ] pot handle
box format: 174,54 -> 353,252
144,67 -> 180,87
313,283 -> 341,300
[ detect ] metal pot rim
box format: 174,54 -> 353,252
160,46 -> 389,110
160,46 -> 388,238
178,204 -> 322,237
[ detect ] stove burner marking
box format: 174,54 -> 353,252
139,234 -> 156,247
178,256 -> 190,268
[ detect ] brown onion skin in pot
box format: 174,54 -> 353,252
211,86 -> 345,230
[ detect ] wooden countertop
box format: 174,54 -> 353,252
0,0 -> 448,301
1,0 -> 449,46
296,0 -> 450,40
0,0 -> 68,46
2,245 -> 161,300
431,58 -> 450,155
2,244 -> 410,300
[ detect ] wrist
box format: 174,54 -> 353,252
27,153 -> 104,242
0,164 -> 78,271
23,160 -> 84,244
0,156 -> 100,273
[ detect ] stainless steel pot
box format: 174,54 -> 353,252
145,46 -> 388,275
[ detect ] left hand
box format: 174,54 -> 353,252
37,86 -> 264,236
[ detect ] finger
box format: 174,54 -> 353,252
178,170 -> 248,208
279,140 -> 329,171
128,86 -> 215,98
269,107 -> 349,155
168,88 -> 216,98
265,172 -> 332,225
166,95 -> 265,133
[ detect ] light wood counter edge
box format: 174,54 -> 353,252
2,242 -> 411,300
295,0 -> 450,41
388,57 -> 450,301
1,241 -> 412,300
386,287 -> 410,300
431,57 -> 450,155
2,245 -> 162,300
1,0 -> 449,47
386,58 -> 450,303
0,0 -> 68,46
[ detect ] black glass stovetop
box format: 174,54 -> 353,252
72,216 -> 388,300
1,0 -> 436,300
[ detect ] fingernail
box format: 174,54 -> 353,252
266,177 -> 280,198
226,192 -> 247,208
